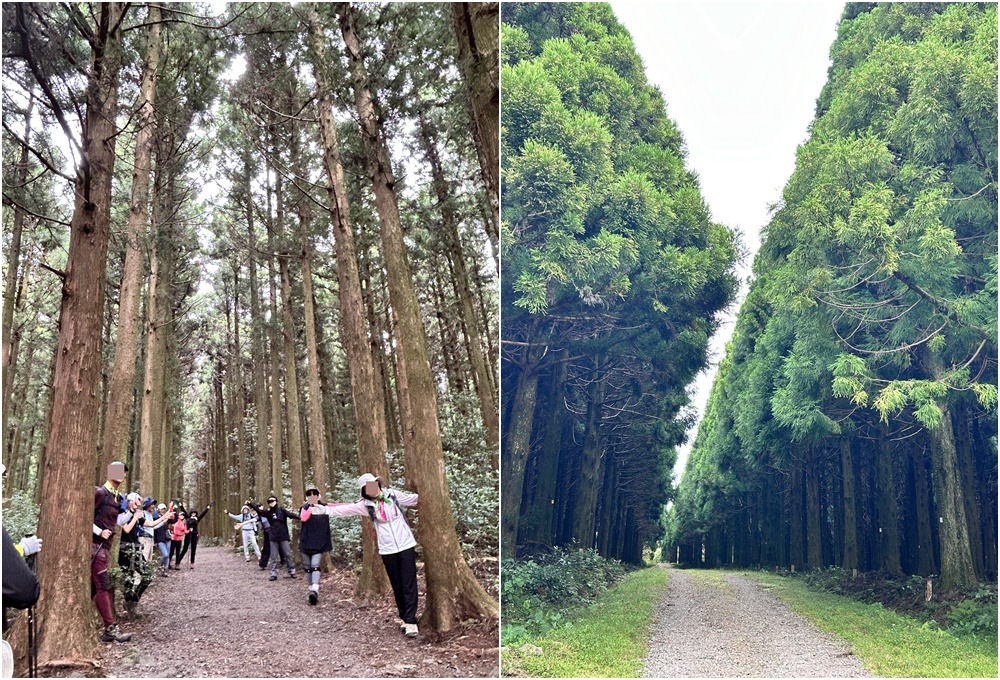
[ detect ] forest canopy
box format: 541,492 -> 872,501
500,2 -> 739,563
667,2 -> 998,591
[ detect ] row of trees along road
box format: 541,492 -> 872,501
500,3 -> 739,563
1,1 -> 499,670
667,3 -> 998,592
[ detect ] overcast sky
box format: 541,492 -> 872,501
608,1 -> 845,481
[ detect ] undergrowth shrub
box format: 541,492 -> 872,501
2,489 -> 39,540
501,547 -> 627,643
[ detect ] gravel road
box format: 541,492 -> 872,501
643,565 -> 873,678
100,545 -> 498,678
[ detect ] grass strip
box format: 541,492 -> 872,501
501,566 -> 668,677
744,571 -> 998,678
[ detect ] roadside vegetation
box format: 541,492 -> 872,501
746,570 -> 998,678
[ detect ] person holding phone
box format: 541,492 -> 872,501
308,473 -> 420,637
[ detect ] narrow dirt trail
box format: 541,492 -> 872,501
643,565 -> 872,678
100,546 -> 498,678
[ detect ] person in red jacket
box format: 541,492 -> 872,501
169,511 -> 189,570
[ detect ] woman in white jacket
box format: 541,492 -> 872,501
308,473 -> 420,637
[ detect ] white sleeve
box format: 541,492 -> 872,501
117,511 -> 132,527
394,491 -> 418,507
93,524 -> 103,536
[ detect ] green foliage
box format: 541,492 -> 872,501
746,571 -> 998,678
501,566 -> 668,678
947,599 -> 999,639
2,490 -> 39,541
501,547 -> 627,635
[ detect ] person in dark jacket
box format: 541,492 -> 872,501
153,503 -> 172,575
92,461 -> 132,643
2,528 -> 40,628
177,504 -> 211,569
248,495 -> 299,580
297,486 -> 333,605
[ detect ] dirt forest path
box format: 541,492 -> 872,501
101,546 -> 498,678
643,565 -> 872,678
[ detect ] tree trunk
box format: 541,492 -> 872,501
265,174 -> 285,499
339,3 -> 497,627
920,348 -> 976,589
840,437 -> 858,572
279,257 -> 306,512
301,250 -> 328,493
805,453 -> 822,569
910,446 -> 937,576
531,355 -> 566,546
304,2 -> 390,596
2,93 -> 33,440
875,425 -> 903,577
138,230 -> 165,494
244,161 -> 270,498
953,400 -> 984,579
32,3 -> 124,668
789,456 -> 804,570
101,4 -> 160,470
571,358 -> 606,550
416,111 -> 499,459
451,2 -> 499,250
500,349 -> 540,557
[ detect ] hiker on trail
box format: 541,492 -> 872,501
140,497 -> 172,563
248,495 -> 299,581
178,505 -> 211,569
119,492 -> 154,619
2,527 -> 41,630
169,511 -> 189,570
92,461 -> 133,643
154,503 -> 172,575
311,473 -> 421,637
297,486 -> 333,605
257,513 -> 272,570
226,505 -> 261,562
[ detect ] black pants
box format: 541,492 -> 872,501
169,539 -> 183,566
381,547 -> 418,624
259,534 -> 270,568
179,533 -> 199,564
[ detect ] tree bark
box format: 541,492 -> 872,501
500,349 -> 540,557
805,452 -> 823,569
244,175 -> 271,497
416,111 -> 499,458
279,257 -> 306,512
451,2 -> 499,250
875,424 -> 903,577
530,355 -> 566,546
339,3 -> 497,627
101,4 -> 160,470
571,358 -> 606,550
840,437 -> 858,572
301,249 -> 328,493
304,2 -> 390,596
32,3 -> 124,668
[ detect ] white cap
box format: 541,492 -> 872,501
357,473 -> 377,488
157,503 -> 167,511
126,492 -> 141,502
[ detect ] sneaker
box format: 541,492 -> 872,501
189,564 -> 195,570
101,625 -> 132,643
160,571 -> 169,577
308,591 -> 318,605
288,571 -> 296,579
399,621 -> 407,632
404,623 -> 418,638
269,573 -> 277,581
245,557 -> 251,562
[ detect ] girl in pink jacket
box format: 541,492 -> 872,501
168,512 -> 189,570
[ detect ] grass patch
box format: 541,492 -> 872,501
687,568 -> 730,591
745,571 -> 998,678
501,566 -> 668,677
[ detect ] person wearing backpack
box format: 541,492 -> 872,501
310,473 -> 421,637
92,462 -> 132,643
226,505 -> 261,562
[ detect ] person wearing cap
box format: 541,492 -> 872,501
139,497 -> 173,562
118,492 -> 154,618
226,505 -> 261,562
296,486 -> 333,605
169,510 -> 189,569
246,495 -> 299,581
309,473 -> 421,637
153,503 -> 172,575
92,461 -> 133,643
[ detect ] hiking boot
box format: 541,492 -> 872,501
269,573 -> 278,581
308,591 -> 318,606
404,623 -> 418,638
102,625 -> 132,643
